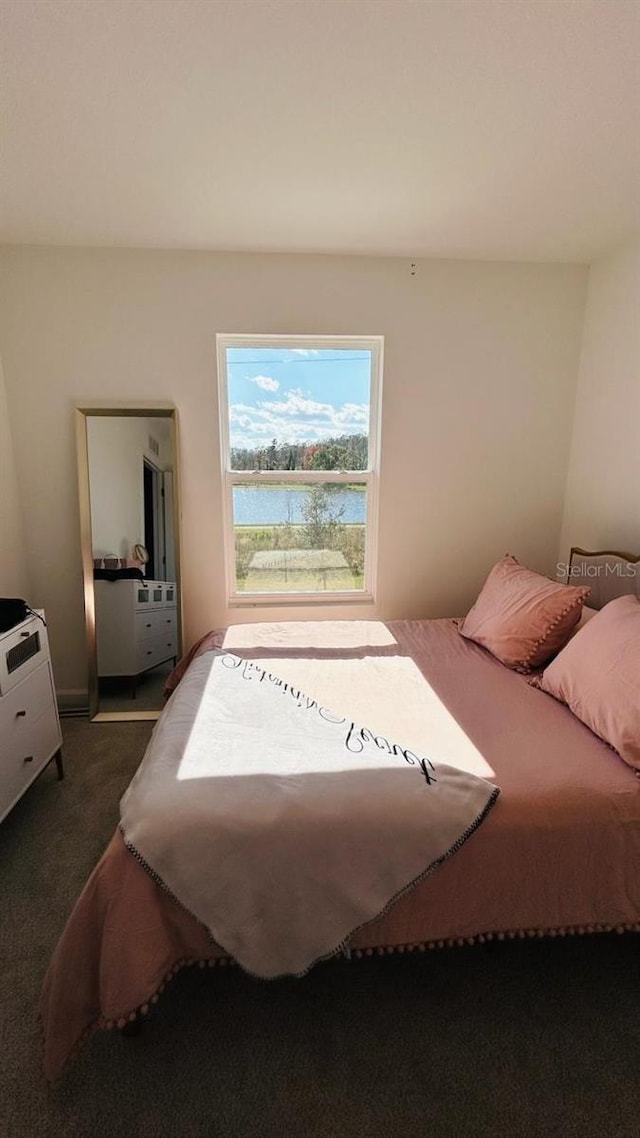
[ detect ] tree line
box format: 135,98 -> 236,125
231,433 -> 368,471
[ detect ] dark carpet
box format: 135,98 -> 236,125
0,718 -> 638,1138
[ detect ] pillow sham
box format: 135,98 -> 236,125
534,594 -> 640,773
459,554 -> 590,672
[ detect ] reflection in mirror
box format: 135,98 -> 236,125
76,408 -> 182,721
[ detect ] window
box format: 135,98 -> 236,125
217,335 -> 383,604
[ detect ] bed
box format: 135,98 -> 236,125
40,549 -> 640,1079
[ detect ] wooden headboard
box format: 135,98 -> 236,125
567,547 -> 640,609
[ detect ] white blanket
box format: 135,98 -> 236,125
120,651 -> 499,978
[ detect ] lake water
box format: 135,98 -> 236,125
233,485 -> 366,525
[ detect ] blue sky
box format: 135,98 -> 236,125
226,347 -> 371,450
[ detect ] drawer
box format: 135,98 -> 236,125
1,661 -> 57,731
135,610 -> 176,638
134,583 -> 165,611
0,617 -> 48,696
136,633 -> 177,672
0,701 -> 61,821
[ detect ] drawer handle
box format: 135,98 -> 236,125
146,650 -> 152,656
146,623 -> 152,628
23,755 -> 34,763
15,709 -> 27,719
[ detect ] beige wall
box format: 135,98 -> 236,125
0,247 -> 587,698
0,353 -> 31,598
559,238 -> 640,564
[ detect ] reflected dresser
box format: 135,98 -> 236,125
94,579 -> 178,693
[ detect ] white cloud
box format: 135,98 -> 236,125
266,390 -> 334,419
229,387 -> 368,449
248,374 -> 279,392
290,348 -> 319,356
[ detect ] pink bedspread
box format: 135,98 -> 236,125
41,619 -> 640,1080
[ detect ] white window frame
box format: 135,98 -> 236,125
216,333 -> 383,607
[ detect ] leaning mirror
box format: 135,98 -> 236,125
75,407 -> 182,721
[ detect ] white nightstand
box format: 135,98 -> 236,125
0,613 -> 64,823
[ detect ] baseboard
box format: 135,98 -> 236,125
57,689 -> 89,717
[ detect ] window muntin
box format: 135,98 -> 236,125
217,336 -> 382,604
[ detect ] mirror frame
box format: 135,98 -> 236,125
75,404 -> 183,722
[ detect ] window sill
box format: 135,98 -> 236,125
228,591 -> 375,608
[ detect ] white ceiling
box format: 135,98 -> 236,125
1,0 -> 639,262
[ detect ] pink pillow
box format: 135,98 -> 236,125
567,604 -> 598,640
459,555 -> 590,672
534,595 -> 640,772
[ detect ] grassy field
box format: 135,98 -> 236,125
234,523 -> 365,592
